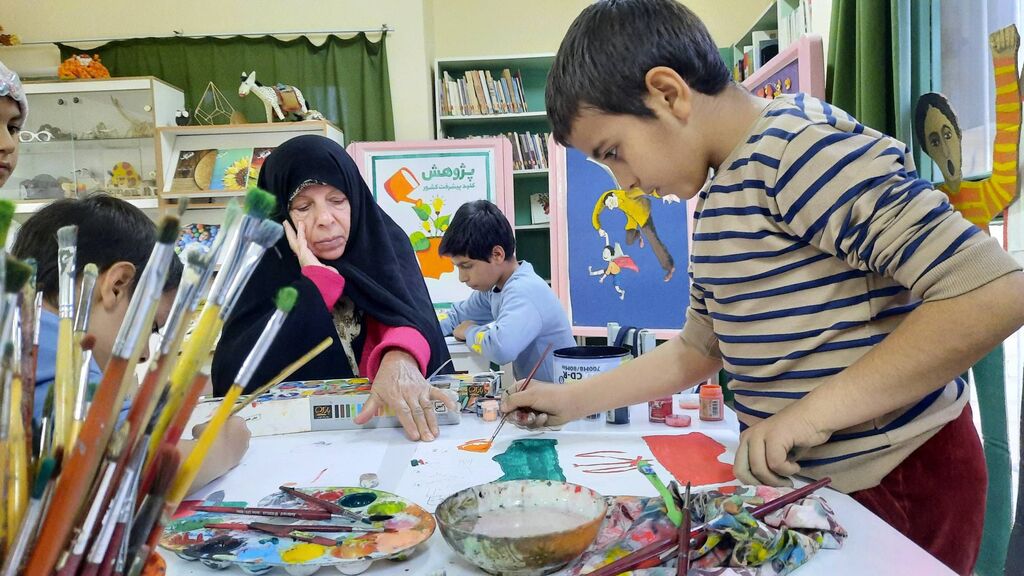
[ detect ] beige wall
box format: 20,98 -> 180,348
2,0 -> 787,140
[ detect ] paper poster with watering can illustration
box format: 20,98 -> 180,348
347,138 -> 514,307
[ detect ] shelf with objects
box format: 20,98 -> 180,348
156,120 -> 344,253
434,53 -> 555,281
722,0 -> 812,85
3,76 -> 184,219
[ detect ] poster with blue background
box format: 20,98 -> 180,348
565,146 -> 691,331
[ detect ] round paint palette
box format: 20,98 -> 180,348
160,487 -> 435,575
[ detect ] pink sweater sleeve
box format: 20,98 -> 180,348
360,317 -> 432,380
302,266 -> 345,308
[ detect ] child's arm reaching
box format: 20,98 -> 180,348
501,335 -> 722,427
437,290 -> 492,336
461,289 -> 545,366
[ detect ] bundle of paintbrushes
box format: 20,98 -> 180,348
0,188 -> 320,576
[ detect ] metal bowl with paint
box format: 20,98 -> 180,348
435,480 -> 607,576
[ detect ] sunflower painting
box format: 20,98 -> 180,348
209,148 -> 253,191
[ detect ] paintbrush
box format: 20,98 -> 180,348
24,216 -> 180,575
676,482 -> 690,576
146,193 -> 273,462
277,486 -> 365,523
125,445 -> 178,567
68,262 -> 98,448
165,286 -> 298,510
202,521 -> 394,533
5,262 -> 33,535
229,336 -> 334,417
59,424 -> 130,576
53,224 -> 78,455
1,258 -> 32,549
80,434 -> 146,576
84,246 -> 213,533
37,385 -> 54,461
18,258 -> 37,470
0,457 -> 55,576
192,505 -> 349,521
460,344 -> 552,452
201,521 -> 340,546
583,477 -> 834,576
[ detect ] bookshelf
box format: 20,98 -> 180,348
724,0 -> 810,82
434,53 -> 555,281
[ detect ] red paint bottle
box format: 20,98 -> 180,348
648,397 -> 673,423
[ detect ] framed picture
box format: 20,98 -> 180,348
548,140 -> 698,338
741,34 -> 825,100
347,138 -> 514,308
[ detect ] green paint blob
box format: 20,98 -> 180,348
367,500 -> 407,516
168,516 -> 220,532
492,438 -> 565,482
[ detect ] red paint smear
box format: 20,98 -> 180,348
641,433 -> 735,486
173,500 -> 203,519
311,468 -> 328,483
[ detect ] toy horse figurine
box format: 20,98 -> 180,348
238,70 -> 326,123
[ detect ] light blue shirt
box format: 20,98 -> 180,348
439,261 -> 575,382
34,309 -> 104,423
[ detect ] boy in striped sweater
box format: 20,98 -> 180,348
502,1 -> 1024,573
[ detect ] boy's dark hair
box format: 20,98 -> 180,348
913,92 -> 962,150
546,0 -> 731,145
438,200 -> 515,262
602,246 -> 612,257
12,194 -> 182,305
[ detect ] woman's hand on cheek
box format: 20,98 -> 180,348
354,350 -> 457,441
285,220 -> 330,269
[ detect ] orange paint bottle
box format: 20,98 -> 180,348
699,384 -> 724,421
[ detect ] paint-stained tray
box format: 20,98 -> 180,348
160,487 -> 435,575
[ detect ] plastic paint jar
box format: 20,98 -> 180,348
553,346 -> 630,421
699,384 -> 724,421
480,400 -> 500,422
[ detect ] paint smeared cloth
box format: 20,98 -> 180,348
573,485 -> 846,576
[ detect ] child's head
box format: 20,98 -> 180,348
12,195 -> 183,367
547,0 -> 730,200
602,246 -> 613,261
439,200 -> 516,292
0,60 -> 27,189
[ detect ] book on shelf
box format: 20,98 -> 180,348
171,149 -> 217,193
438,67 -> 529,117
209,148 -> 253,191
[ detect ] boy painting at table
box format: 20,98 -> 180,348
500,1 -> 1024,574
12,195 -> 251,491
437,200 -> 574,384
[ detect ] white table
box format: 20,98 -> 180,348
163,404 -> 954,575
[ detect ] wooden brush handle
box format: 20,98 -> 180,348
24,359 -> 128,574
166,384 -> 243,507
139,372 -> 207,497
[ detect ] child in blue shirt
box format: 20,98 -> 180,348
438,200 -> 574,383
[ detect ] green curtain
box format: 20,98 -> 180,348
59,33 -> 394,143
974,346 -> 1013,576
827,0 -> 896,136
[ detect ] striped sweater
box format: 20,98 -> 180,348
680,94 -> 1022,492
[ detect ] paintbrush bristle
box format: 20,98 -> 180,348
56,225 -> 78,249
82,262 -> 98,280
80,334 -> 96,352
244,188 -> 276,220
42,382 -> 54,416
176,198 -> 190,217
107,423 -> 130,459
250,220 -> 284,250
23,257 -> 37,291
156,216 -> 181,245
5,256 -> 32,293
152,445 -> 180,495
0,199 -> 15,246
274,286 -> 299,314
32,457 -> 56,499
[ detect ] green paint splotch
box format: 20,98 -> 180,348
367,500 -> 407,516
492,438 -> 565,481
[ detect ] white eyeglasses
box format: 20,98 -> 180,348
19,130 -> 53,143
